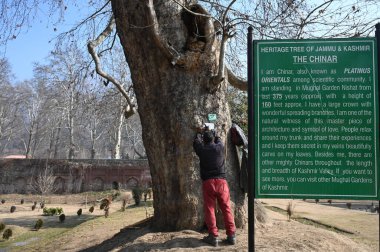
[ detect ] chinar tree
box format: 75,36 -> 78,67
105,0 -> 249,230
84,0 -> 251,230
1,0 -> 379,231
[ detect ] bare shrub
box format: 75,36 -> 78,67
59,214 -> 66,223
34,219 -> 43,230
286,201 -> 295,221
346,202 -> 352,209
121,199 -> 127,211
2,228 -> 12,240
0,223 -> 5,232
254,200 -> 268,225
132,187 -> 142,206
99,197 -> 112,218
146,188 -> 153,199
120,192 -> 132,211
30,161 -> 57,197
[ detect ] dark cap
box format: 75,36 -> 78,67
203,131 -> 214,143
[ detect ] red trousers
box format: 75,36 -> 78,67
202,178 -> 236,237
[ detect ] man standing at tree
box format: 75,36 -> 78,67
193,126 -> 236,247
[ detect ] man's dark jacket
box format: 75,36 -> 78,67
193,133 -> 226,181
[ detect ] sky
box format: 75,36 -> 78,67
2,1 -> 378,82
4,22 -> 55,82
1,3 -> 89,82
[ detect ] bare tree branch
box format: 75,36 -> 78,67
227,68 -> 247,91
146,0 -> 183,65
55,1 -> 112,43
134,146 -> 146,159
222,0 -> 237,24
30,160 -> 57,196
295,0 -> 333,39
211,0 -> 237,86
87,15 -> 136,115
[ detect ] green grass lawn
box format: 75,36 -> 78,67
0,193 -> 153,251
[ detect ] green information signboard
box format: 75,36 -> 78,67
254,38 -> 379,199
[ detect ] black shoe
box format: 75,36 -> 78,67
202,234 -> 219,247
225,234 -> 236,245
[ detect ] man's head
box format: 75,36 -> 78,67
203,131 -> 214,143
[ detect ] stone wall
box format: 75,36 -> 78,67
0,159 -> 151,194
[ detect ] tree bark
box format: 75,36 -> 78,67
68,84 -> 75,160
112,98 -> 124,159
53,120 -> 62,159
90,126 -> 96,159
111,0 -> 247,230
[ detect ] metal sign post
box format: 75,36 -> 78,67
247,26 -> 255,252
375,22 -> 380,252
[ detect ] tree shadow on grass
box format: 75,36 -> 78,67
1,213 -> 99,230
79,218 -> 212,252
79,218 -> 153,252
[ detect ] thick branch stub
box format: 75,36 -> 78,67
87,15 -> 136,115
227,68 -> 247,91
209,63 -> 247,94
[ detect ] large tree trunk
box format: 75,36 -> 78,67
111,0 -> 247,230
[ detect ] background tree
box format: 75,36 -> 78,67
80,89 -> 106,159
99,50 -> 135,159
0,54 -> 142,159
32,64 -> 64,158
123,114 -> 145,159
34,45 -> 90,159
16,79 -> 62,158
228,86 -> 248,133
0,58 -> 18,155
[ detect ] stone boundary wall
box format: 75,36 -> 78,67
0,159 -> 151,194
